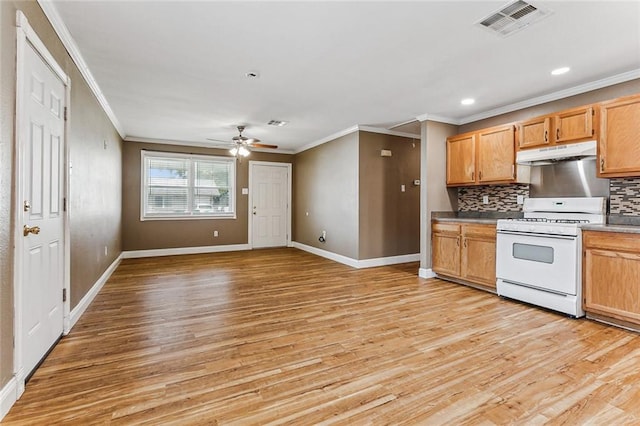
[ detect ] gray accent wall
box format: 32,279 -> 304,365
421,121 -> 458,271
122,141 -> 292,250
358,131 -> 420,259
0,0 -> 123,389
293,133 -> 359,259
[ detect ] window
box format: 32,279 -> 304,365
141,151 -> 235,219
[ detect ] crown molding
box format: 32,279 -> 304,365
294,125 -> 360,154
295,125 -> 420,154
37,0 -> 126,139
125,136 -> 295,154
415,113 -> 461,125
458,69 -> 640,125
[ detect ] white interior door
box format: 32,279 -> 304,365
19,39 -> 66,379
250,163 -> 290,248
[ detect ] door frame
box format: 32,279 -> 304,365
248,161 -> 292,248
13,11 -> 71,396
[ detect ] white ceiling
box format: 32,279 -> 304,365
45,1 -> 640,152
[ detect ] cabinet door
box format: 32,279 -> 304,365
584,248 -> 640,323
446,133 -> 475,186
461,225 -> 496,288
599,95 -> 640,177
477,125 -> 515,183
518,116 -> 551,149
432,233 -> 461,277
554,105 -> 595,143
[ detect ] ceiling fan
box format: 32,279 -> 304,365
207,125 -> 278,157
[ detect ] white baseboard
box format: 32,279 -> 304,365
121,243 -> 251,259
419,268 -> 436,279
0,377 -> 17,421
357,253 -> 420,268
292,242 -> 419,269
68,253 -> 123,332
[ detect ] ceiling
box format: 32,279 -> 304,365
44,1 -> 640,152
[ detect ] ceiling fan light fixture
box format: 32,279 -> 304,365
238,146 -> 250,157
229,147 -> 239,156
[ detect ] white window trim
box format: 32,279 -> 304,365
140,150 -> 236,221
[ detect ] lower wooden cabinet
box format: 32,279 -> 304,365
583,231 -> 640,326
432,221 -> 496,291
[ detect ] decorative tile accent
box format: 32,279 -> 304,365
610,178 -> 640,216
458,184 -> 529,212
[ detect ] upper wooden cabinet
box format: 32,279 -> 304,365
516,104 -> 598,150
446,133 -> 476,185
518,116 -> 551,149
554,105 -> 596,144
477,125 -> 515,183
598,94 -> 640,178
446,125 -> 517,186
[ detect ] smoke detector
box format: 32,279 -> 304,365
476,0 -> 553,37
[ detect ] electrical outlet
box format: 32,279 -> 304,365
482,195 -> 489,204
213,230 -> 219,237
517,195 -> 524,205
104,246 -> 108,256
322,230 -> 326,239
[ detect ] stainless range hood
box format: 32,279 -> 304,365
516,140 -> 597,165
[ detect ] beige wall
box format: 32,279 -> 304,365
420,121 -> 458,270
293,133 -> 359,259
460,79 -> 640,133
122,141 -> 292,250
0,0 -> 123,388
358,131 -> 420,259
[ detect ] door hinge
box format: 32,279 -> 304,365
64,107 -> 68,121
63,288 -> 67,302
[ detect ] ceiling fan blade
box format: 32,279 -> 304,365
250,143 -> 278,149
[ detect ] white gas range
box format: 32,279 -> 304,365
496,197 -> 606,317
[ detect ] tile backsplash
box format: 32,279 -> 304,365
457,178 -> 640,216
458,184 -> 529,212
610,178 -> 640,215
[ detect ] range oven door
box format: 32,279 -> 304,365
496,230 -> 579,295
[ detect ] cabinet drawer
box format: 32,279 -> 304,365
462,224 -> 496,238
583,231 -> 640,252
432,222 -> 460,235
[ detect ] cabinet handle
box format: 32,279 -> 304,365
544,130 -> 548,142
556,128 -> 560,140
471,171 -> 475,181
600,158 -> 605,172
512,164 -> 515,179
463,238 -> 467,248
456,237 -> 460,247
479,171 -> 482,181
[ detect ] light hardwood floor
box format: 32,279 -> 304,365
4,248 -> 640,425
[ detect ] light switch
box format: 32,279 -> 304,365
401,184 -> 406,192
242,188 -> 249,195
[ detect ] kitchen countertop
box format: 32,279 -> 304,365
582,223 -> 640,234
432,211 -> 522,224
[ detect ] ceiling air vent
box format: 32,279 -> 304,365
476,0 -> 552,37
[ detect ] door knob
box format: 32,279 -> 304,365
23,225 -> 40,236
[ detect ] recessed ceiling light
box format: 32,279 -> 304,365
551,67 -> 570,76
461,98 -> 475,106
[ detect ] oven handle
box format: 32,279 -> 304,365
496,230 -> 577,240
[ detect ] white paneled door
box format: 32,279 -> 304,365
250,163 -> 290,248
19,38 -> 66,379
